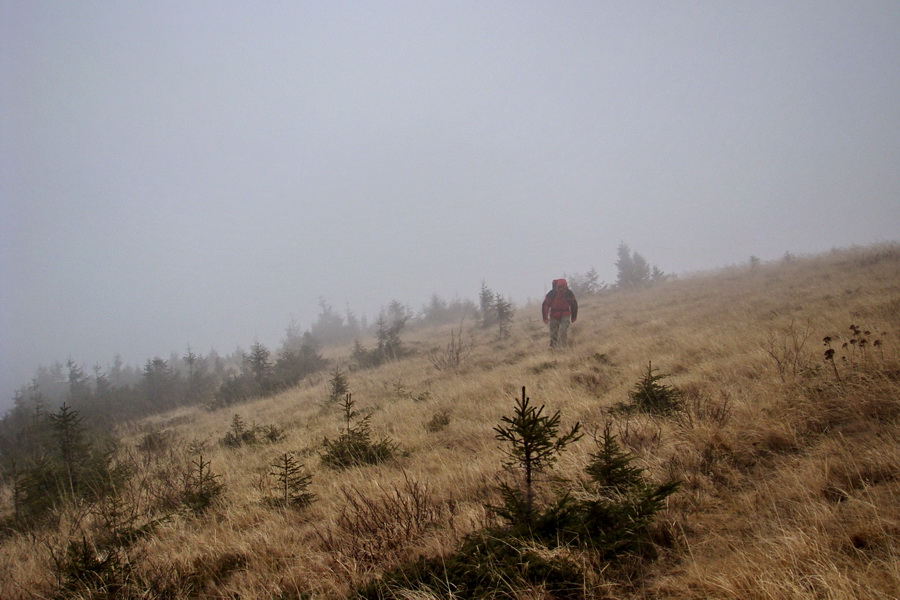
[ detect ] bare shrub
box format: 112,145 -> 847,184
180,454 -> 224,513
222,413 -> 285,448
318,473 -> 455,567
572,369 -> 615,396
674,389 -> 732,429
853,242 -> 900,267
424,410 -> 451,433
529,359 -> 558,374
48,534 -> 134,598
613,416 -> 663,455
765,318 -> 815,381
428,325 -> 472,372
137,429 -> 175,456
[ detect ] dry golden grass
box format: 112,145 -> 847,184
2,243 -> 899,599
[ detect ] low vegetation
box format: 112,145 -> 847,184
0,243 -> 898,599
614,361 -> 684,416
320,393 -> 401,470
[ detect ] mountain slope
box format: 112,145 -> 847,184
2,244 -> 898,599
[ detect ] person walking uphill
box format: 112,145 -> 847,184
542,278 -> 578,348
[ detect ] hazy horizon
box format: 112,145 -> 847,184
2,2 -> 898,409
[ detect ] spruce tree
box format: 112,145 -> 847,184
247,342 -> 273,388
183,345 -> 203,402
479,280 -> 496,328
182,454 -> 224,513
223,413 -> 249,447
321,394 -> 399,469
625,361 -> 683,415
66,360 -> 90,406
615,242 -> 636,288
575,423 -> 680,555
494,293 -> 514,340
374,314 -> 407,363
615,242 -> 664,289
275,332 -> 326,388
48,403 -> 87,496
142,357 -> 180,410
631,251 -> 651,284
492,387 -> 582,528
351,340 -> 372,369
267,452 -> 315,508
585,423 -> 644,492
328,367 -> 350,402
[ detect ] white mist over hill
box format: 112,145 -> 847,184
2,2 -> 898,407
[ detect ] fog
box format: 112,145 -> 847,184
2,2 -> 898,408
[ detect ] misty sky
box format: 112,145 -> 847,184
2,1 -> 898,404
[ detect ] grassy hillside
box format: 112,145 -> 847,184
2,244 -> 899,599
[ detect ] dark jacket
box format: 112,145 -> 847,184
541,278 -> 578,322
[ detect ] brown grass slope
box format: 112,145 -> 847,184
2,243 -> 899,599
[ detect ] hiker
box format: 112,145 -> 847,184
541,278 -> 578,348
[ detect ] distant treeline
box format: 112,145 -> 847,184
2,289 -> 495,426
3,243 -> 664,428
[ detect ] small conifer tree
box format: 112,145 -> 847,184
321,394 -> 399,469
492,386 -> 582,528
247,342 -> 274,389
479,280 -> 496,328
267,452 -> 315,508
566,267 -> 607,296
375,315 -> 407,362
585,423 -> 645,492
573,423 -> 680,555
223,413 -> 251,447
340,392 -> 359,431
328,367 -> 350,402
18,454 -> 59,524
181,454 -> 224,513
351,340 -> 372,368
48,403 -> 95,498
615,242 -> 664,289
494,293 -> 514,340
625,361 -> 683,415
